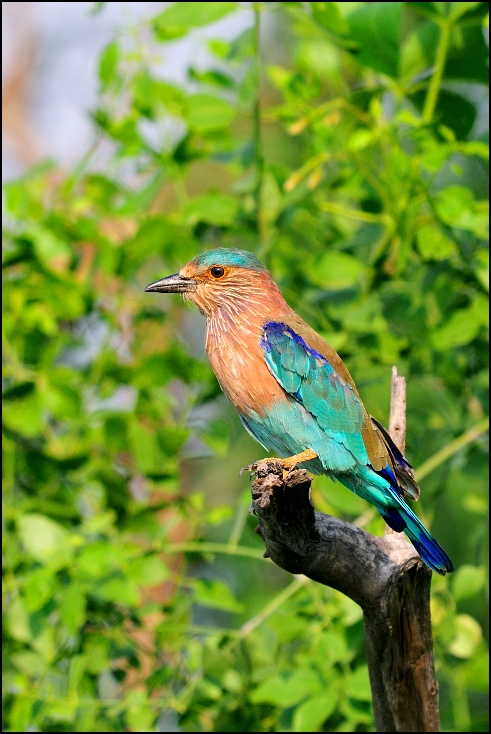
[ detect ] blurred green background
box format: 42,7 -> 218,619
2,2 -> 489,731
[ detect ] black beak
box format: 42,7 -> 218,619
144,273 -> 196,293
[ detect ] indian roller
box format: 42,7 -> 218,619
145,248 -> 454,575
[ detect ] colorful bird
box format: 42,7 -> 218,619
145,248 -> 454,575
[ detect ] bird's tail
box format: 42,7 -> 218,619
338,465 -> 454,575
378,502 -> 455,575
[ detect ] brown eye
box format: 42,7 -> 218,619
210,266 -> 225,279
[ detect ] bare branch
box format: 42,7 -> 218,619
389,365 -> 407,453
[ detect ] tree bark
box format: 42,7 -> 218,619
250,367 -> 440,732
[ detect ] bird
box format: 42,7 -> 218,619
145,248 -> 454,575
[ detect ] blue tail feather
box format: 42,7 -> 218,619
341,463 -> 455,575
378,502 -> 455,575
371,463 -> 454,574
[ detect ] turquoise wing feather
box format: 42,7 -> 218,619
260,322 -> 368,465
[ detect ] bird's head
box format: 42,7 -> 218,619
145,248 -> 274,317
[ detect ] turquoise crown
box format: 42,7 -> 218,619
191,248 -> 267,272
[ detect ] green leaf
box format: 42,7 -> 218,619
96,577 -> 141,606
27,224 -> 71,272
6,596 -> 31,642
448,614 -> 482,658
347,2 -> 403,78
261,171 -> 283,224
400,18 -> 439,84
316,630 -> 351,664
339,296 -> 388,334
436,186 -> 488,236
347,128 -> 377,151
10,651 -> 46,676
251,669 -> 323,706
84,636 -> 110,675
416,224 -> 457,260
409,90 -> 477,141
431,303 -> 483,351
459,650 -> 489,691
462,492 -> 488,514
133,72 -> 159,118
124,689 -> 156,732
188,67 -> 235,89
154,2 -> 238,30
186,93 -> 235,131
449,2 -> 486,20
206,505 -> 234,525
23,567 -> 55,612
310,2 -> 350,36
444,21 -> 490,83
128,419 -> 165,474
99,40 -> 119,90
452,565 -> 486,601
91,2 -> 106,15
45,700 -> 78,723
185,193 -> 239,226
17,514 -> 70,564
406,2 -> 445,20
293,691 -> 337,732
127,555 -> 169,586
2,391 -> 44,437
436,185 -> 474,223
307,251 -> 366,290
59,584 -> 86,633
76,543 -> 125,578
347,665 -> 372,701
8,697 -> 33,733
193,578 -> 243,613
68,654 -> 89,695
472,249 -> 489,292
201,417 -> 231,457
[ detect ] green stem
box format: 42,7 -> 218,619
252,2 -> 266,245
163,541 -> 267,561
224,575 -> 310,650
226,501 -> 249,552
422,18 -> 451,124
415,417 -> 489,482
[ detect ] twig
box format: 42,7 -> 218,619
416,416 -> 489,481
423,17 -> 451,124
224,575 -> 309,651
389,365 -> 407,453
385,365 -> 406,536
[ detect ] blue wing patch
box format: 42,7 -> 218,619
260,322 -> 368,465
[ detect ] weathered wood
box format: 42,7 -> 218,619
250,368 -> 440,732
389,365 -> 407,454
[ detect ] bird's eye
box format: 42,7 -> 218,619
210,266 -> 225,279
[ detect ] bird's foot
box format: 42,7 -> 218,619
240,449 -> 317,479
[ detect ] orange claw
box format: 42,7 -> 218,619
241,449 -> 318,478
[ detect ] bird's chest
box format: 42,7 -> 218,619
205,323 -> 284,416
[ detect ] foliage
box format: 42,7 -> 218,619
2,2 -> 489,732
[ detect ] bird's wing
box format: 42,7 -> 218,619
260,321 -> 369,466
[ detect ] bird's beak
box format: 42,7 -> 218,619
144,273 -> 196,294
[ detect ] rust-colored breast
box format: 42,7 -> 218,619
206,314 -> 286,417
